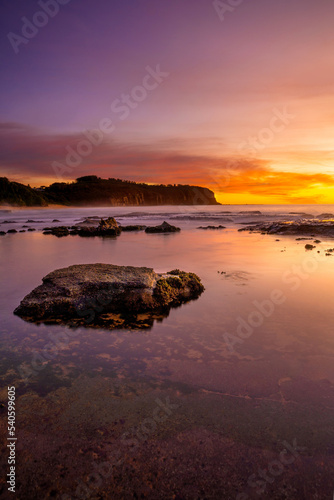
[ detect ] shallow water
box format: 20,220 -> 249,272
0,205 -> 334,499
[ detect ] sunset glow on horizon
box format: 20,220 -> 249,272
1,0 -> 334,204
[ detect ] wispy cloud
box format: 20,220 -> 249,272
0,123 -> 333,204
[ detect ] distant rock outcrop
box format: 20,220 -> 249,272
239,220 -> 334,238
145,221 -> 181,233
43,218 -> 122,237
1,176 -> 220,207
197,225 -> 226,230
43,176 -> 220,206
14,264 -> 205,329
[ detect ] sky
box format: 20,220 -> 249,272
1,0 -> 334,204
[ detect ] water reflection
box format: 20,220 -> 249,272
0,211 -> 334,497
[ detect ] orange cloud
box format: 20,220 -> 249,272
1,123 -> 334,204
212,168 -> 334,204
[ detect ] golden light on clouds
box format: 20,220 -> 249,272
213,168 -> 334,204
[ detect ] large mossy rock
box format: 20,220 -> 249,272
14,264 -> 204,329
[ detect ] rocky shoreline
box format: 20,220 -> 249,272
41,218 -> 181,237
239,220 -> 334,238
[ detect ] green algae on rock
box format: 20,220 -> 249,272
14,264 -> 204,329
154,270 -> 204,306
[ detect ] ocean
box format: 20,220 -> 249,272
0,205 -> 334,498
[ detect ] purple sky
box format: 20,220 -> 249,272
1,0 -> 334,203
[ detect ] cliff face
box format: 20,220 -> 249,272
0,177 -> 48,207
0,176 -> 220,207
43,177 -> 220,206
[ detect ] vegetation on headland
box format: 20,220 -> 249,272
0,177 -> 48,207
0,176 -> 220,207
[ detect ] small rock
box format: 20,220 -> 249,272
145,221 -> 180,233
317,213 -> 334,219
43,227 -> 69,237
78,218 -> 121,237
197,225 -> 226,230
120,225 -> 147,231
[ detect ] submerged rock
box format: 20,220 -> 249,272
197,225 -> 226,230
317,213 -> 334,219
76,216 -> 101,225
289,212 -> 314,218
120,225 -> 147,231
14,264 -> 204,329
145,221 -> 181,233
238,211 -> 262,215
43,226 -> 69,237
